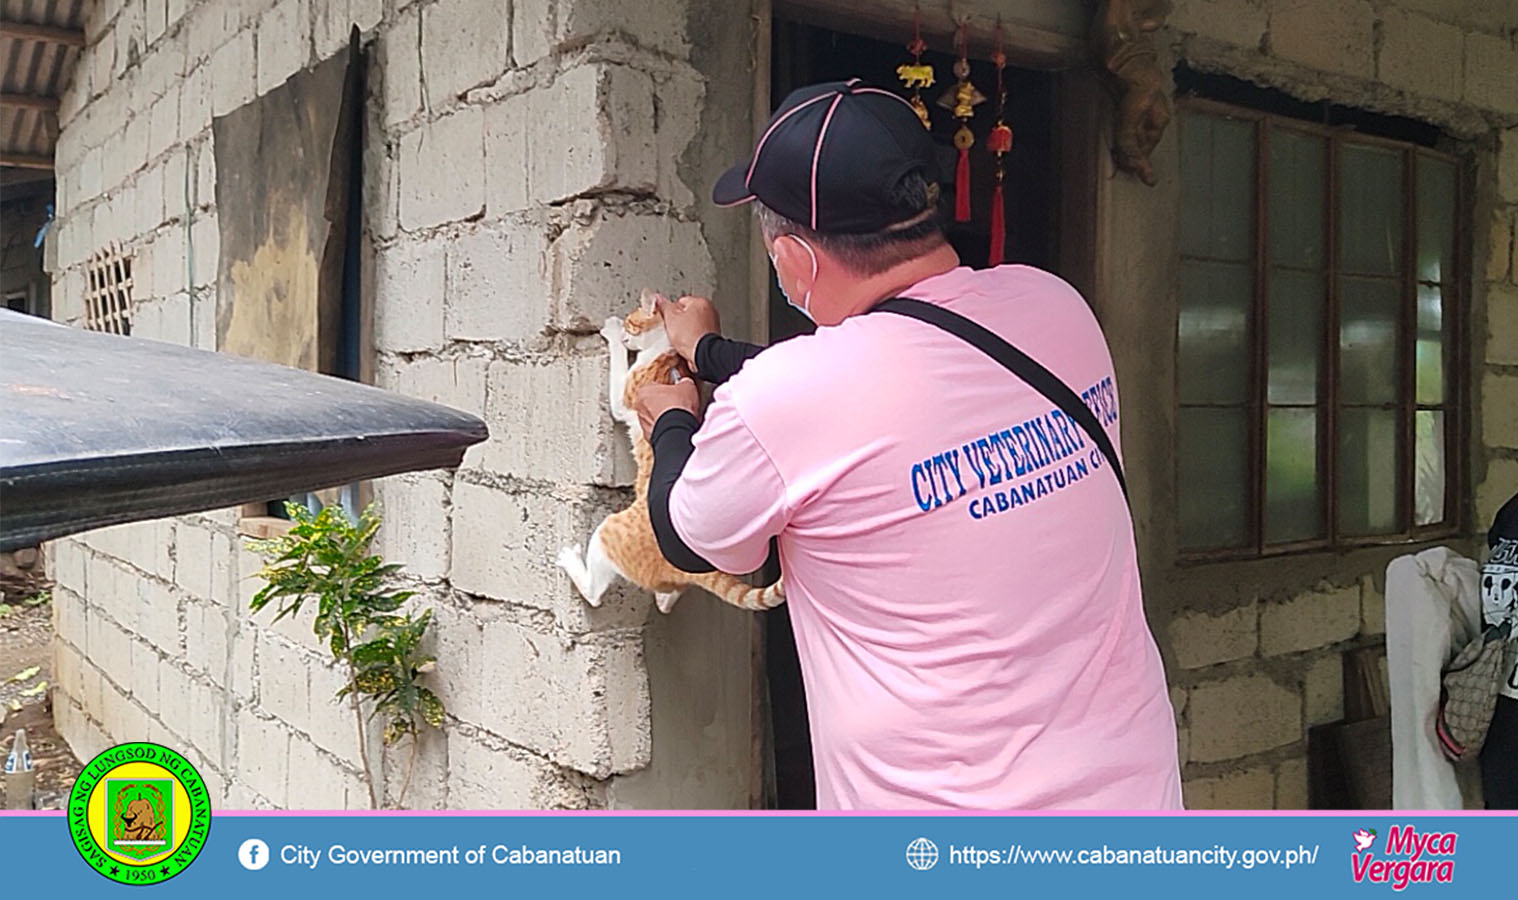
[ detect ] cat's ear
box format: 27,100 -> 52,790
638,289 -> 664,316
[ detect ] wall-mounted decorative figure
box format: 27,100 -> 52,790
1090,0 -> 1172,186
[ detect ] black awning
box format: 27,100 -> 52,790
0,311 -> 487,550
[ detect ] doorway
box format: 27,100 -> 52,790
761,16 -> 1059,808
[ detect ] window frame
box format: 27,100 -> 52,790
1176,96 -> 1468,563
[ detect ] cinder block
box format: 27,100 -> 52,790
1259,584 -> 1359,656
483,65 -> 657,212
398,107 -> 485,230
442,221 -> 550,341
256,0 -> 309,97
145,0 -> 169,47
135,162 -> 164,238
511,0 -> 554,65
1185,766 -> 1277,810
257,633 -> 312,726
549,209 -> 715,331
1187,673 -> 1300,762
209,29 -> 256,116
381,8 -> 423,128
184,1 -> 239,66
151,221 -> 187,298
147,88 -> 180,162
192,215 -> 219,288
235,713 -> 291,807
1377,9 -> 1463,103
1482,372 -> 1518,449
194,140 -> 215,210
177,523 -> 217,599
473,618 -> 650,777
372,474 -> 453,582
374,237 -> 447,351
1488,210 -> 1512,284
1360,573 -> 1386,637
286,737 -> 351,810
378,355 -> 488,418
450,481 -> 650,632
1267,0 -> 1375,79
315,0 -> 384,61
419,602 -> 484,726
448,730 -> 598,809
1303,653 -> 1345,726
135,576 -> 182,655
558,0 -> 689,56
1169,0 -> 1267,49
1480,459 -> 1518,538
54,586 -> 90,656
156,663 -> 195,740
129,639 -> 162,711
186,600 -> 231,680
474,353 -> 628,485
305,661 -> 364,765
1490,284 -> 1518,367
1499,130 -> 1518,206
178,63 -> 211,143
420,0 -> 509,107
1169,603 -> 1258,669
50,539 -> 90,596
189,677 -> 226,760
1465,30 -> 1518,115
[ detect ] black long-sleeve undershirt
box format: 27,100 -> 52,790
694,333 -> 763,385
647,336 -> 781,583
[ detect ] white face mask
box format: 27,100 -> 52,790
770,236 -> 819,321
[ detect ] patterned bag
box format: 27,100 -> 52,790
1436,621 -> 1513,761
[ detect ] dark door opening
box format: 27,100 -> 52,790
762,17 -> 1058,808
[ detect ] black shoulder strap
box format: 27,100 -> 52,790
874,297 -> 1129,506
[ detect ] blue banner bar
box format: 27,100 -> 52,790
3,811 -> 1510,897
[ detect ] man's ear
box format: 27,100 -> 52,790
772,235 -> 817,295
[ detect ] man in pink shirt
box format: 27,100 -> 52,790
634,80 -> 1181,810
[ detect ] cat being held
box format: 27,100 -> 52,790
557,289 -> 785,614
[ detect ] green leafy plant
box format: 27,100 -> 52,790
248,502 -> 444,808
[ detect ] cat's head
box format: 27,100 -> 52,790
621,289 -> 670,351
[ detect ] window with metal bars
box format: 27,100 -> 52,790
1176,98 -> 1465,559
82,242 -> 134,336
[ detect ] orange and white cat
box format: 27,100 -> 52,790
557,290 -> 785,614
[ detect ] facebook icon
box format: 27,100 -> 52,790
238,838 -> 270,871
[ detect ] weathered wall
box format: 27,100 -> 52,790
45,0 -> 761,809
42,0 -> 1518,811
1095,0 -> 1518,807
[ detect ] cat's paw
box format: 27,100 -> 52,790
600,316 -> 625,346
557,546 -> 597,606
654,590 -> 682,614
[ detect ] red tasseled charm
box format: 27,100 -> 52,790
989,181 -> 1006,265
955,147 -> 971,222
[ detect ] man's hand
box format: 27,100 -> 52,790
634,375 -> 701,439
657,295 -> 720,369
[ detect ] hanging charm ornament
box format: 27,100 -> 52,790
938,20 -> 985,222
896,7 -> 934,129
987,20 -> 1014,265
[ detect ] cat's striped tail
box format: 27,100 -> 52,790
689,570 -> 786,611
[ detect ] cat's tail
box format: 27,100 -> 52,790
688,571 -> 786,611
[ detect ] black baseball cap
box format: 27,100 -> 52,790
712,79 -> 941,235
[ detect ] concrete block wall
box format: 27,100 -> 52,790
1480,126 -> 1518,527
1165,577 -> 1384,808
1148,0 -> 1518,807
44,0 -> 1516,811
46,0 -> 750,810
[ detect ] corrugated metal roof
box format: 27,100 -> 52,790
1,0 -> 87,170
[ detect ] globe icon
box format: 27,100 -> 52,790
905,837 -> 939,870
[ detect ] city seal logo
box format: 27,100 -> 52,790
67,742 -> 211,885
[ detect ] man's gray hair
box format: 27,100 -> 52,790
755,170 -> 945,276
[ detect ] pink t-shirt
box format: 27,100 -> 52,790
669,265 -> 1181,810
